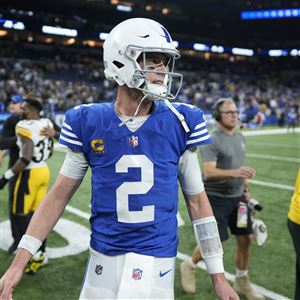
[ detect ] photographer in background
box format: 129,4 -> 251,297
180,98 -> 265,300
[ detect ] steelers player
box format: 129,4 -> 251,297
0,98 -> 54,274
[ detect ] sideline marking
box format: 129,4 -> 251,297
247,153 -> 300,163
0,218 -> 90,258
246,142 -> 300,149
249,179 -> 294,191
242,128 -> 300,136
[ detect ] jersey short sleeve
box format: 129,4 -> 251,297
15,120 -> 33,139
176,103 -> 212,149
59,107 -> 83,151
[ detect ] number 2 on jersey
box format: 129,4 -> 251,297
116,155 -> 154,223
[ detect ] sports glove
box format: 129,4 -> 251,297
0,169 -> 15,189
0,176 -> 8,189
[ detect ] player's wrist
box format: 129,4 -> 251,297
4,169 -> 15,180
204,256 -> 224,274
18,234 -> 42,256
211,272 -> 227,286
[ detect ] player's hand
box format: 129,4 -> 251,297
40,126 -> 56,138
0,176 -> 8,190
235,166 -> 256,179
0,268 -> 23,300
212,274 -> 240,300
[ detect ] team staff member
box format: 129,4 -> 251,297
0,98 -> 54,273
180,98 -> 265,300
288,169 -> 300,300
0,19 -> 238,300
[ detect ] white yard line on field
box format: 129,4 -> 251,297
242,128 -> 300,136
249,179 -> 294,191
246,142 -> 300,149
247,153 -> 300,163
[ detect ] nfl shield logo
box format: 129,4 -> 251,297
132,268 -> 143,280
129,135 -> 139,147
95,264 -> 103,275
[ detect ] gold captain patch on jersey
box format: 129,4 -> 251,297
91,139 -> 105,154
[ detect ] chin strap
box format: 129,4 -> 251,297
118,94 -> 148,127
163,98 -> 190,133
118,93 -> 190,134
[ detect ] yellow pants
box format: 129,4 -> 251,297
13,167 -> 50,215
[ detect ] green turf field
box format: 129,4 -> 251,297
0,132 -> 299,300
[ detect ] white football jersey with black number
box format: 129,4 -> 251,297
16,118 -> 54,169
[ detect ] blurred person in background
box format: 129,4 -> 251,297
287,107 -> 298,133
0,96 -> 59,254
180,98 -> 265,300
288,169 -> 300,300
0,95 -> 24,253
0,98 -> 54,274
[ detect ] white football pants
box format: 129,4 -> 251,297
79,248 -> 175,299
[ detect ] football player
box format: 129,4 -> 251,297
0,18 -> 238,300
0,98 -> 54,273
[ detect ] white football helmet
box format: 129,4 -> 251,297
103,18 -> 183,101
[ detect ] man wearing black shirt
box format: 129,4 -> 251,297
0,95 -> 23,253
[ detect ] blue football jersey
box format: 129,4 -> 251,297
59,101 -> 212,257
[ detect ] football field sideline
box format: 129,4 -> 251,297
246,153 -> 300,163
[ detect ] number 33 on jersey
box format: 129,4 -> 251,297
16,118 -> 54,169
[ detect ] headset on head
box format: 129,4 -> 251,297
211,98 -> 234,122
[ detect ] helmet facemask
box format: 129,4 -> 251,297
123,45 -> 183,101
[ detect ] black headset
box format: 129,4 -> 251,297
211,98 -> 235,121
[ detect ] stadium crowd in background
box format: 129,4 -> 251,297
0,44 -> 299,128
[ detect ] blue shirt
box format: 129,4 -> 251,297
59,101 -> 212,257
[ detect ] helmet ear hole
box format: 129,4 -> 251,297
113,60 -> 124,69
